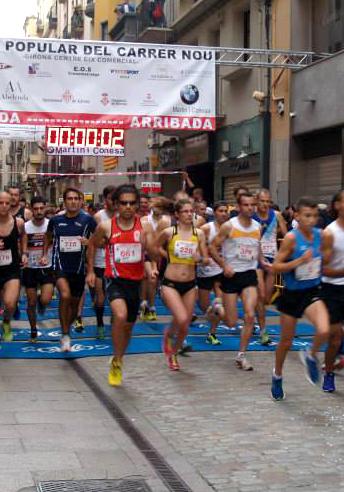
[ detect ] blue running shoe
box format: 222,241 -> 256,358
271,374 -> 285,401
323,372 -> 335,392
299,349 -> 320,385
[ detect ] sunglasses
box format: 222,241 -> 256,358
119,200 -> 137,206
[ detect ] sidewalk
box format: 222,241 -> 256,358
1,350 -> 344,492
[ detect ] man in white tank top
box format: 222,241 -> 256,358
322,190 -> 344,392
197,201 -> 228,345
209,193 -> 271,370
87,186 -> 116,339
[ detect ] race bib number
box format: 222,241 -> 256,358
28,250 -> 42,268
295,257 -> 321,281
261,241 -> 277,258
114,243 -> 142,263
237,244 -> 257,261
174,241 -> 197,259
0,249 -> 12,266
60,236 -> 81,253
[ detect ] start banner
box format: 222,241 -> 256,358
0,38 -> 216,131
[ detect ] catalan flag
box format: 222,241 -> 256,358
103,156 -> 118,171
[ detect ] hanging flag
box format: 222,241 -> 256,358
103,156 -> 118,171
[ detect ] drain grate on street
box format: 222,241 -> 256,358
37,479 -> 152,492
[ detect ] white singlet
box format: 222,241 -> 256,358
24,218 -> 52,268
94,209 -> 112,268
197,221 -> 223,278
322,220 -> 344,286
223,216 -> 261,273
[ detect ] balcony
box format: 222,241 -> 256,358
71,6 -> 84,39
171,0 -> 223,37
136,1 -> 174,43
85,0 -> 95,19
109,12 -> 137,42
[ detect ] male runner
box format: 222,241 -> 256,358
22,197 -> 54,342
0,191 -> 25,341
271,197 -> 330,400
197,201 -> 228,344
9,186 -> 32,221
321,190 -> 344,392
87,185 -> 116,339
253,189 -> 287,345
88,184 -> 155,386
210,193 -> 270,370
42,187 -> 96,352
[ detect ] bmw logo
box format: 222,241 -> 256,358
180,84 -> 199,105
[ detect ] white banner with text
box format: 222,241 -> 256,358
0,38 -> 216,131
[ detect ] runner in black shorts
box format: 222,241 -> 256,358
0,191 -> 25,341
42,187 -> 96,352
22,197 -> 54,342
321,190 -> 344,392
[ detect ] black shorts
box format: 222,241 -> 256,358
55,271 -> 86,298
197,273 -> 222,291
94,267 -> 105,279
106,277 -> 141,323
221,270 -> 258,295
0,268 -> 20,290
23,268 -> 54,289
321,283 -> 344,324
162,277 -> 196,296
277,286 -> 322,319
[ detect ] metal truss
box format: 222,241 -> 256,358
215,46 -> 330,70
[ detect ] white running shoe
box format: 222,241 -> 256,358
60,335 -> 71,352
235,353 -> 253,371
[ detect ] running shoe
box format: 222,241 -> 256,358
299,349 -> 320,385
323,372 -> 335,393
146,309 -> 157,321
29,328 -> 38,343
139,303 -> 149,321
108,357 -> 122,386
163,329 -> 174,356
168,354 -> 180,371
271,374 -> 285,401
253,323 -> 260,335
60,335 -> 71,352
211,298 -> 224,318
2,321 -> 13,342
235,353 -> 253,371
206,333 -> 222,345
96,325 -> 105,340
178,338 -> 193,356
74,317 -> 84,333
333,356 -> 344,371
260,331 -> 272,346
191,313 -> 198,323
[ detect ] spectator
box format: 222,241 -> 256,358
116,0 -> 136,19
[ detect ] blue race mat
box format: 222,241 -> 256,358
10,321 -> 314,341
0,335 -> 317,359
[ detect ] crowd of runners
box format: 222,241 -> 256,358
1,179 -> 344,401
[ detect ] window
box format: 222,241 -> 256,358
101,21 -> 108,41
336,0 -> 341,21
243,10 -> 250,61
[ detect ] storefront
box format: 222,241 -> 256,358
220,155 -> 261,204
214,116 -> 263,202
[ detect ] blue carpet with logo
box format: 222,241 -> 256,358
0,292 -> 318,359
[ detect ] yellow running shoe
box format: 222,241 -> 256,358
2,321 -> 13,342
108,357 -> 123,386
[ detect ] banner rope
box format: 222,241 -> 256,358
3,170 -> 183,177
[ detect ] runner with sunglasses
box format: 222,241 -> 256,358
88,184 -> 156,386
